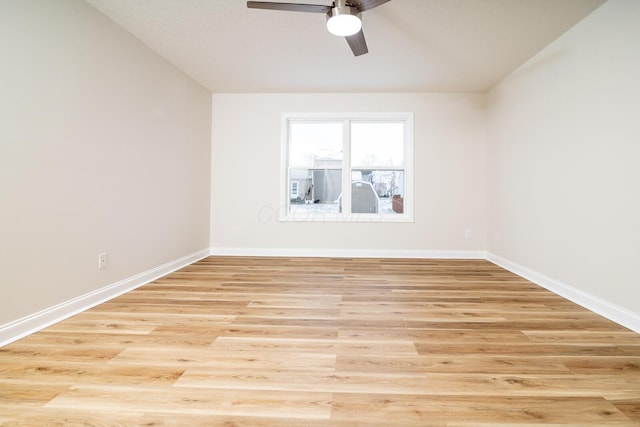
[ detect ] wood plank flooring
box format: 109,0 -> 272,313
1,256 -> 640,426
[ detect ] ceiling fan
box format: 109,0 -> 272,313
247,0 -> 391,56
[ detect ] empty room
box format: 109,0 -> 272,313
1,0 -> 639,425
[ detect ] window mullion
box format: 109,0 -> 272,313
341,119 -> 351,215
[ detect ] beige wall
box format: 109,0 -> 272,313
486,0 -> 640,315
211,93 -> 487,255
0,1 -> 211,325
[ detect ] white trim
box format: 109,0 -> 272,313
487,252 -> 640,334
5,248 -> 637,346
279,116 -> 290,222
0,248 -> 210,347
210,247 -> 486,259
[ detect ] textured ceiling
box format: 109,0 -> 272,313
85,0 -> 606,93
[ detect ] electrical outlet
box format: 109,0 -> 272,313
231,227 -> 238,238
98,253 -> 107,269
464,230 -> 472,240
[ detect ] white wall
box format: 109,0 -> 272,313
211,93 -> 486,256
0,1 -> 211,327
486,0 -> 640,319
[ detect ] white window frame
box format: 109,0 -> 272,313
280,112 -> 414,222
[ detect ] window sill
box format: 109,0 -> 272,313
280,213 -> 414,223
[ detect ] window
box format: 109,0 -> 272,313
281,113 -> 413,222
290,181 -> 299,199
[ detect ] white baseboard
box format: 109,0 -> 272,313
487,252 -> 640,334
0,248 -> 210,347
5,248 -> 637,347
210,247 -> 487,259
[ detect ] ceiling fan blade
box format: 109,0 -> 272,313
345,29 -> 368,56
348,0 -> 391,12
247,1 -> 331,13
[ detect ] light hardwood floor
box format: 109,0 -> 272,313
1,256 -> 640,426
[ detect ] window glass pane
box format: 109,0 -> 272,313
351,170 -> 404,214
351,122 -> 404,167
289,123 -> 343,168
289,168 -> 342,215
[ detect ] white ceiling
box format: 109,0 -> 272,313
85,0 -> 605,93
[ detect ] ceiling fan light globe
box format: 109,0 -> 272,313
326,7 -> 362,36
